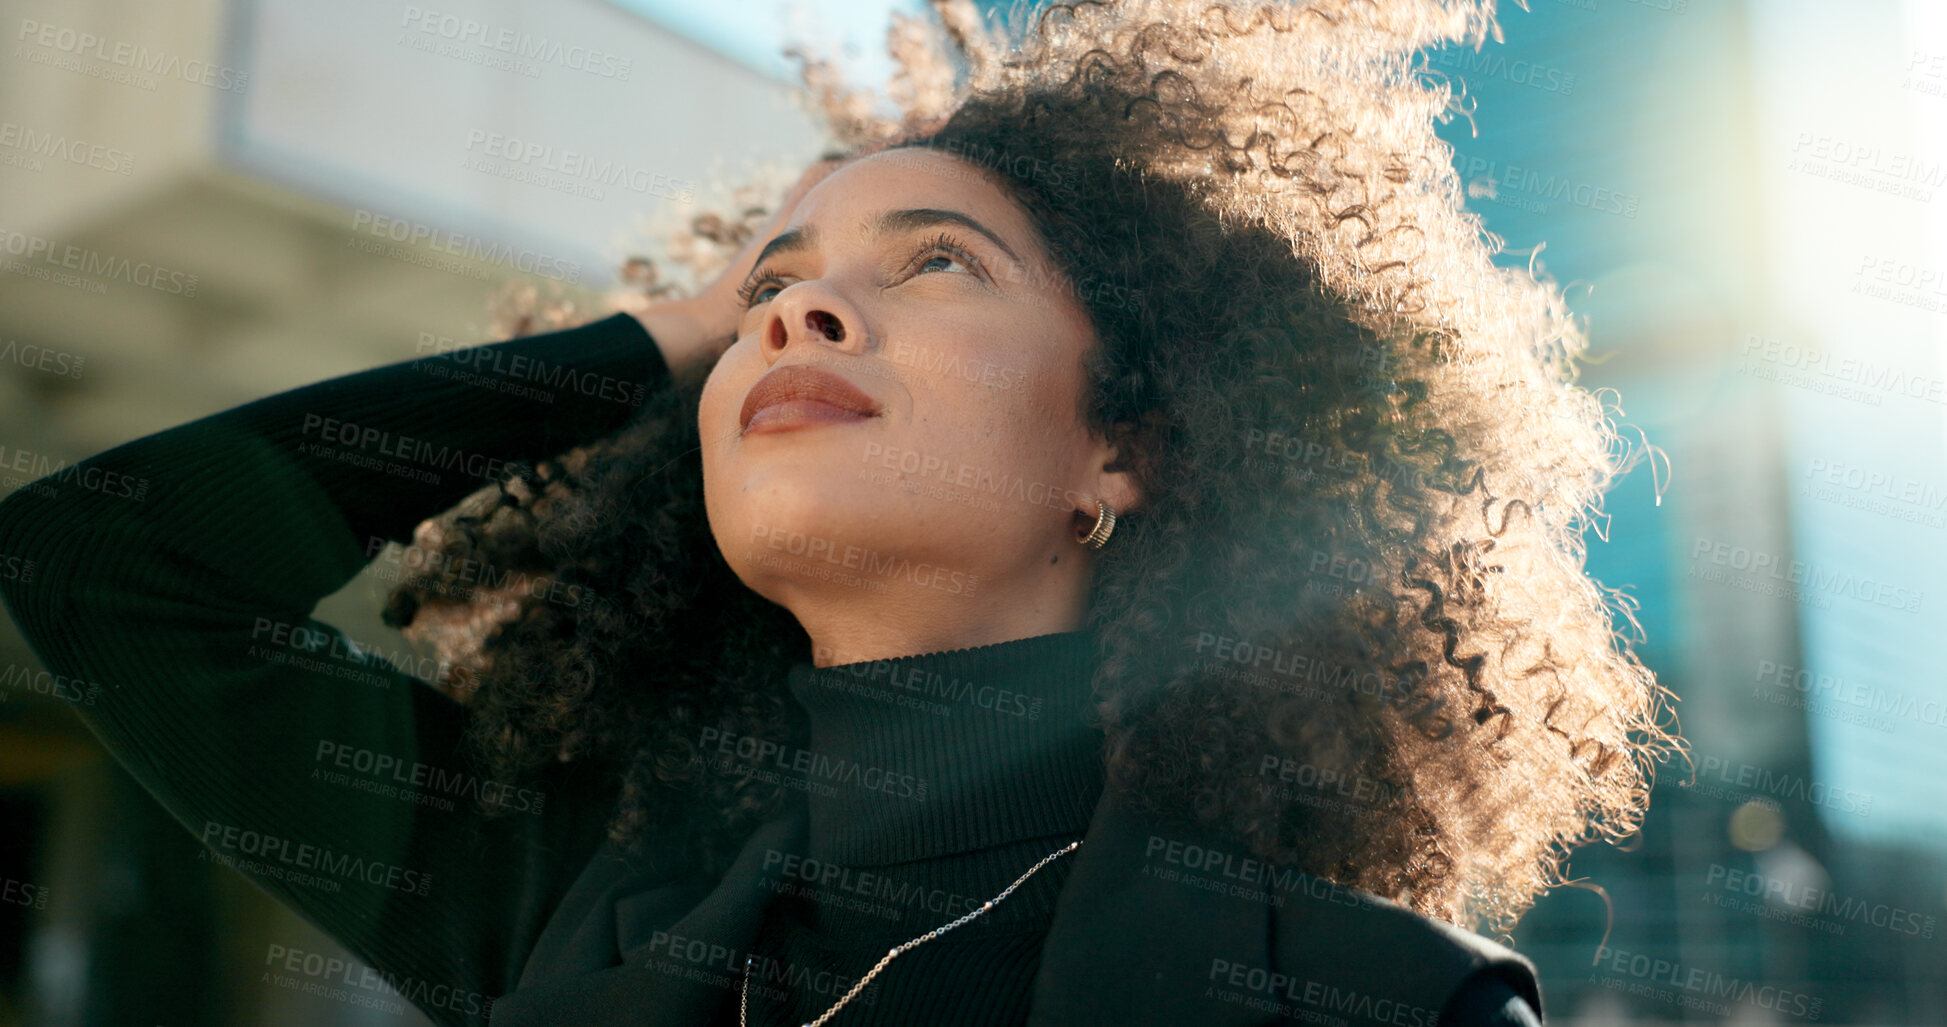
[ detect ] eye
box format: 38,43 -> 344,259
905,233 -> 986,281
916,252 -> 972,275
735,274 -> 786,311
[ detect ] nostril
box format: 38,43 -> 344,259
807,310 -> 845,343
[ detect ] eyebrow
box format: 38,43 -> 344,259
747,224 -> 817,276
872,208 -> 1024,266
738,207 -> 1026,293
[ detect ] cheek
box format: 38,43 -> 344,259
984,313 -> 1087,419
697,374 -> 729,434
938,387 -> 1072,478
697,347 -> 758,436
1015,354 -> 1086,434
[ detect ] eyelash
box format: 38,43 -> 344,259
734,232 -> 987,311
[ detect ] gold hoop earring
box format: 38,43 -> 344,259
1078,500 -> 1117,551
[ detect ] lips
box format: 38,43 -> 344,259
739,364 -> 882,432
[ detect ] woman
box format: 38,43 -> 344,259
0,1 -> 1675,1024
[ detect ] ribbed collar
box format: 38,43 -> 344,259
784,630 -> 1106,866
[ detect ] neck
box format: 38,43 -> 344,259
774,541 -> 1105,670
783,548 -> 1097,667
786,628 -> 1106,866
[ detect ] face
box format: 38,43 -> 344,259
697,148 -> 1141,654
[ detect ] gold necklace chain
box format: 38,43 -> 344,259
739,838 -> 1083,1027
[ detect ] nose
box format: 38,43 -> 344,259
760,283 -> 868,361
805,310 -> 845,343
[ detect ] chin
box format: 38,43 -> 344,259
709,473 -> 894,581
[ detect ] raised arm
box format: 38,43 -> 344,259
0,311 -> 669,1027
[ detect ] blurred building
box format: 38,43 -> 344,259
1,0 -> 826,1022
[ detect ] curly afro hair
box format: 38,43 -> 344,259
380,0 -> 1681,936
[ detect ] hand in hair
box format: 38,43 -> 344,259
632,157 -> 845,376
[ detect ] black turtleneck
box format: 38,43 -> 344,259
722,631 -> 1108,1027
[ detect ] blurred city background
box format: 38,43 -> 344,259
2,0 -> 1944,1023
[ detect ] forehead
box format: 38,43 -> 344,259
789,148 -> 1033,240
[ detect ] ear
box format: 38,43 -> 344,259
1090,456 -> 1144,517
1078,415 -> 1156,520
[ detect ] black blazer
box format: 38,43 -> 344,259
489,780 -> 1542,1026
